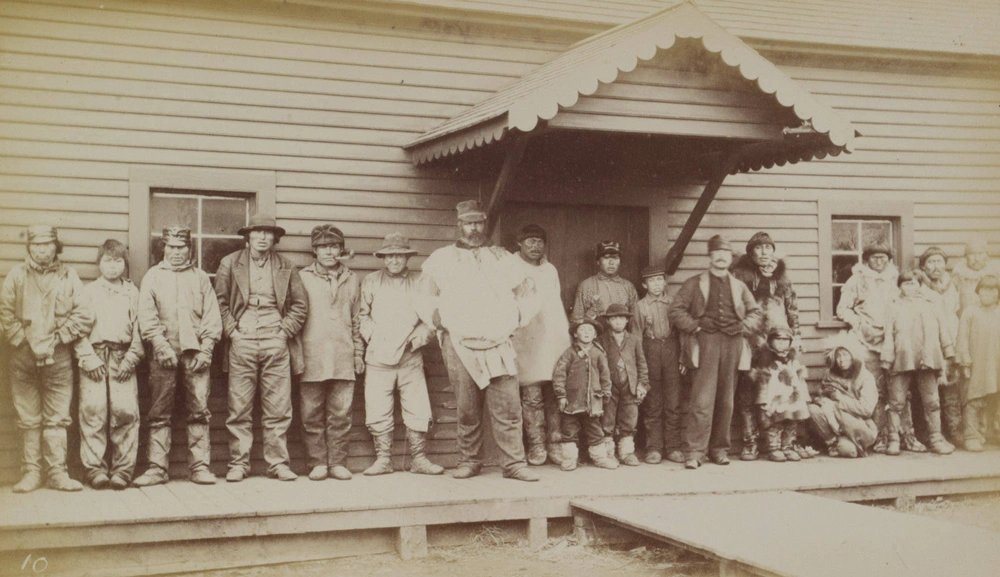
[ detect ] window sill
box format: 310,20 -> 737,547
816,319 -> 848,330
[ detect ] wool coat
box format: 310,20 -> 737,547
138,262 -> 221,358
597,331 -> 649,397
880,294 -> 954,375
296,263 -> 363,381
552,342 -> 611,416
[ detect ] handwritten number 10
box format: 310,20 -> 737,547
21,554 -> 48,573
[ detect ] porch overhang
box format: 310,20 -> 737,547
404,1 -> 858,173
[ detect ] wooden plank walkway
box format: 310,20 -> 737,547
571,491 -> 1000,577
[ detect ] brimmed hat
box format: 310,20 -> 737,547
641,263 -> 666,279
162,226 -> 192,248
965,239 -> 989,256
374,232 -> 418,257
26,225 -> 58,244
518,224 -> 547,243
600,303 -> 631,319
311,224 -> 345,247
570,319 -> 601,336
708,235 -> 731,253
862,244 -> 893,261
595,240 -> 621,259
456,200 -> 487,223
919,246 -> 947,268
238,213 -> 285,238
745,231 -> 775,256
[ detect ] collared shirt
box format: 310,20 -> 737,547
82,277 -> 144,368
632,293 -> 673,340
238,253 -> 282,336
570,272 -> 639,324
359,268 -> 434,368
701,273 -> 742,335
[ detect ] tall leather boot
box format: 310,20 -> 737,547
13,428 -> 44,493
886,411 -> 902,456
43,427 -> 82,491
364,432 -> 394,475
406,429 -> 444,475
740,407 -> 759,461
925,405 -> 955,455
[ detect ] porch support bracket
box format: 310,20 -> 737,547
484,134 -> 532,239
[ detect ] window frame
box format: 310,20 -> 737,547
817,199 -> 914,328
128,166 -> 276,281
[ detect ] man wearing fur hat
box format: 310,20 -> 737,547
1,225 -> 96,492
296,224 -> 364,481
417,200 -> 540,482
358,232 -> 442,476
214,213 -> 308,482
952,239 -> 1000,313
510,224 -> 571,467
571,240 -> 639,328
668,235 -> 762,469
836,243 -> 922,453
730,231 -> 811,461
135,226 -> 222,486
917,246 -> 962,444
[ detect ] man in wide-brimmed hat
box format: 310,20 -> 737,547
1,225 -> 97,493
135,226 -> 222,486
571,240 -> 639,328
214,213 -> 308,482
417,200 -> 541,482
358,232 -> 442,476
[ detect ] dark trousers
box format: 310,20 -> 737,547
10,344 -> 74,476
603,378 -> 640,438
442,333 -> 526,475
521,381 -> 561,447
887,370 -> 941,441
683,331 -> 741,461
300,379 -> 354,468
642,337 -> 683,452
227,336 -> 293,475
147,350 -> 212,474
560,412 -> 605,447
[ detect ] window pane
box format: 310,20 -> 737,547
150,195 -> 198,233
833,286 -> 843,310
833,254 -> 859,284
831,220 -> 858,252
861,221 -> 892,252
202,238 -> 246,274
149,236 -> 163,268
202,197 -> 248,235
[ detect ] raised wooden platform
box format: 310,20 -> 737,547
572,491 -> 1000,577
1,450 -> 998,576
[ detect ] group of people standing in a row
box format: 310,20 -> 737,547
3,199 -> 998,493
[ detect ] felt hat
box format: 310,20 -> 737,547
517,224 -> 547,243
238,213 -> 285,238
570,318 -> 601,336
708,235 -> 731,253
862,244 -> 893,262
641,263 -> 667,279
600,303 -> 631,319
919,246 -> 947,268
745,231 -> 775,256
374,232 -> 418,257
161,226 -> 192,248
595,240 -> 621,259
456,200 -> 487,223
311,224 -> 345,247
25,225 -> 58,244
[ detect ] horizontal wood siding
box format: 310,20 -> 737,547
0,0 -> 999,481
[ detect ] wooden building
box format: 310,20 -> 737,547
0,0 -> 998,483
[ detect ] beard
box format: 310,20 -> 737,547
461,231 -> 486,247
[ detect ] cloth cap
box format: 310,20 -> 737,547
965,239 -> 989,256
768,326 -> 794,341
919,246 -> 948,268
311,224 -> 345,247
708,235 -> 731,253
374,232 -> 418,257
862,244 -> 893,262
26,225 -> 58,244
162,226 -> 192,247
456,200 -> 487,223
641,263 -> 666,279
600,303 -> 631,319
517,224 -> 547,243
745,231 -> 775,256
595,240 -> 621,259
570,319 -> 601,336
976,274 -> 999,294
238,213 -> 286,238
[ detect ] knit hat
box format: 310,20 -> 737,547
641,263 -> 666,279
919,246 -> 947,269
311,224 -> 345,247
456,200 -> 487,223
708,235 -> 731,253
965,239 -> 989,256
161,226 -> 192,248
745,231 -> 775,256
517,224 -> 547,243
238,213 -> 285,238
374,232 -> 418,257
25,225 -> 58,244
976,275 -> 999,294
595,241 -> 621,259
599,303 -> 630,319
862,244 -> 893,262
570,319 -> 601,336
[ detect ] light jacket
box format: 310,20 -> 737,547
552,342 -> 611,416
881,294 -> 954,374
80,277 -> 144,370
358,268 -> 434,368
296,263 -> 363,381
836,262 -> 898,352
511,257 -> 571,385
917,270 -> 960,341
951,259 -> 1000,313
957,303 -> 1000,400
138,261 -> 222,358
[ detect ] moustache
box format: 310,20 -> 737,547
463,231 -> 486,246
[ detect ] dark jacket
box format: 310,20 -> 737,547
730,255 -> 800,350
598,331 -> 649,396
213,248 -> 308,372
552,342 -> 611,416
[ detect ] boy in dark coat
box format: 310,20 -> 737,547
598,304 -> 649,466
552,319 -> 617,471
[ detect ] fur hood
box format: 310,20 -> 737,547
730,254 -> 792,295
850,261 -> 898,284
952,259 -> 999,282
756,342 -> 799,367
915,269 -> 954,297
823,331 -> 866,380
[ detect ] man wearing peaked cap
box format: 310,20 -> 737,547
134,225 -> 223,487
571,240 -> 639,330
358,232 -> 443,476
668,235 -> 763,469
1,225 -> 96,493
214,213 -> 308,483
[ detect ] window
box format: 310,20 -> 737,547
129,167 -> 275,281
149,190 -> 251,278
817,200 -> 913,327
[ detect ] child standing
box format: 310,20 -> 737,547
751,327 -> 811,462
552,320 -> 617,471
956,275 -> 1000,452
598,304 -> 649,466
78,240 -> 144,490
880,270 -> 956,455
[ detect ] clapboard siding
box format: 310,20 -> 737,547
0,0 -> 999,481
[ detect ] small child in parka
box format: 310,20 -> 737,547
553,319 -> 617,471
956,275 -> 1000,452
598,303 -> 649,467
749,327 -> 811,462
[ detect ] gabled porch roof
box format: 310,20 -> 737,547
404,1 -> 858,173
